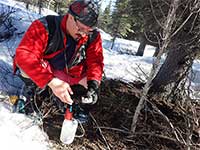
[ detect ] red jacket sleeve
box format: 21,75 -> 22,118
86,32 -> 104,83
15,20 -> 54,88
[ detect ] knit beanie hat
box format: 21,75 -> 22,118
68,0 -> 99,27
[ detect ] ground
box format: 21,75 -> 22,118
41,79 -> 200,150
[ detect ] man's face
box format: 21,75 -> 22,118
67,14 -> 93,41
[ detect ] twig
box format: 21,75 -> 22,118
94,126 -> 130,134
89,112 -> 111,150
127,132 -> 200,149
146,99 -> 186,145
130,82 -> 187,145
131,0 -> 181,133
128,132 -> 182,144
42,107 -> 53,119
149,0 -> 164,28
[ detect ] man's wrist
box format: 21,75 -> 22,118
47,78 -> 55,87
87,80 -> 99,91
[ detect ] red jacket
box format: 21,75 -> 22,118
14,15 -> 104,88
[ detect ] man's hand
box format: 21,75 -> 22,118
48,78 -> 73,104
81,80 -> 99,105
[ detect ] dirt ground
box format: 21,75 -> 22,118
42,79 -> 200,150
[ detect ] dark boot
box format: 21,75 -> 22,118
73,103 -> 90,124
16,75 -> 44,114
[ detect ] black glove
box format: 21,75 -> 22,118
81,80 -> 99,105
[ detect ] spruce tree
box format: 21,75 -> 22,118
98,0 -> 112,33
110,0 -> 132,49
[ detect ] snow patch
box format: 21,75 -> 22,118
0,101 -> 51,150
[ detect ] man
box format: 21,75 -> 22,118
13,0 -> 104,110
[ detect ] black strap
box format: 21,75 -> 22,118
86,29 -> 98,48
39,15 -> 64,55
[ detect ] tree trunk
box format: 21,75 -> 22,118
111,19 -> 121,50
26,3 -> 29,10
111,36 -> 116,50
150,47 -> 196,95
153,47 -> 159,57
38,1 -> 42,14
136,34 -> 146,56
54,3 -> 58,12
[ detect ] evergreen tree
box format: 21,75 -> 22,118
110,0 -> 132,49
126,0 -> 170,56
98,0 -> 112,33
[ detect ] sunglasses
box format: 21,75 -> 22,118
74,17 -> 94,35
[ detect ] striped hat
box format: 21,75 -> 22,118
68,0 -> 99,27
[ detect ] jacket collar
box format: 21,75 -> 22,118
61,14 -> 89,44
61,14 -> 68,35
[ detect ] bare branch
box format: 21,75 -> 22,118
131,0 -> 181,133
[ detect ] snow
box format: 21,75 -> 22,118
0,0 -> 200,149
103,49 -> 154,82
0,100 -> 50,150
